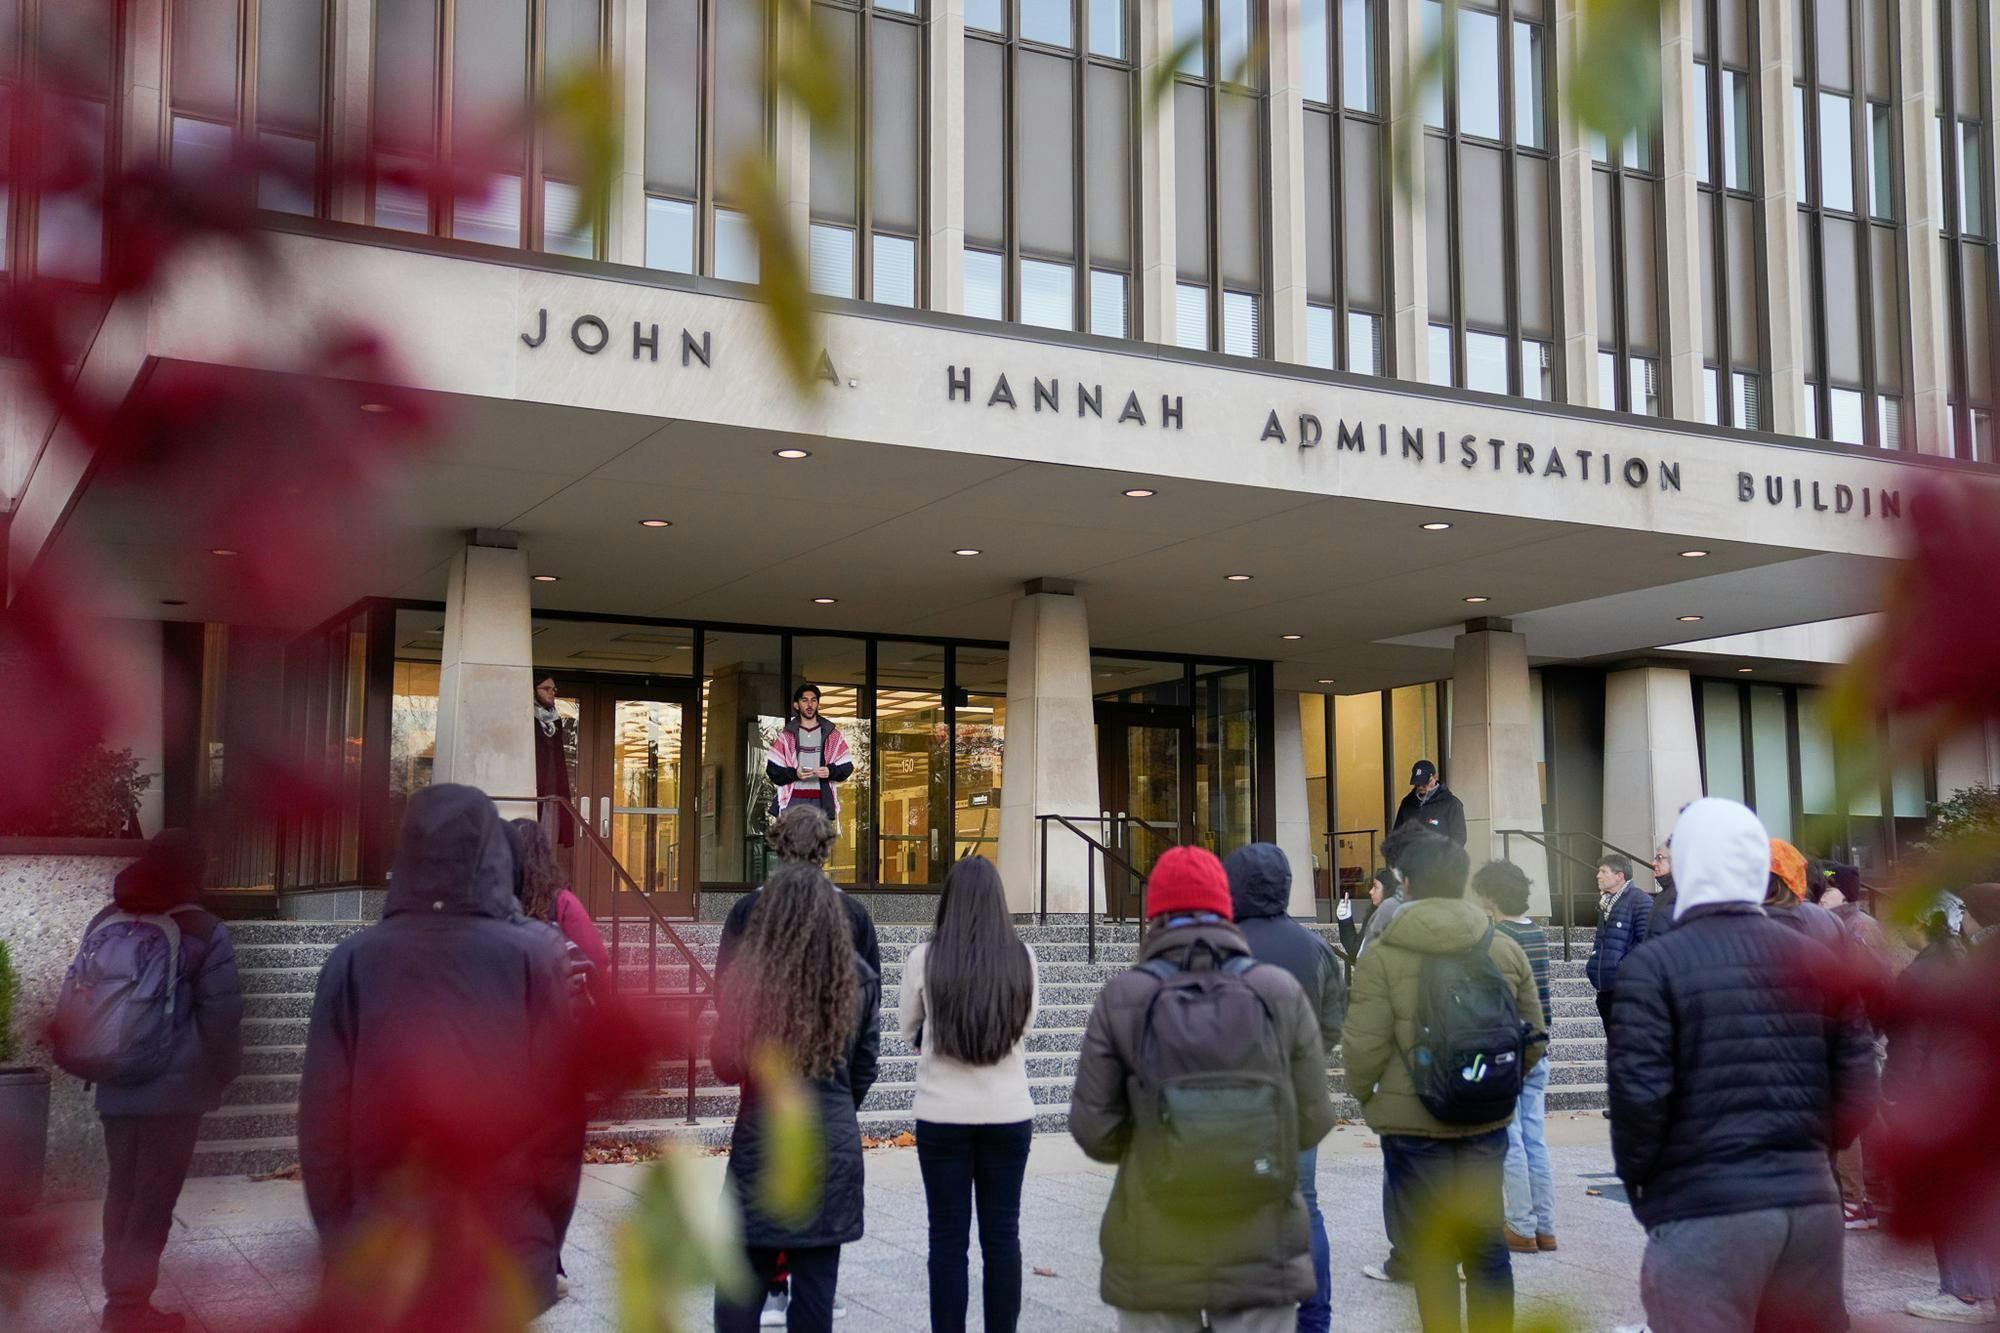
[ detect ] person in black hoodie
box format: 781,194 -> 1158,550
85,831 -> 243,1333
1393,761 -> 1467,846
1223,843 -> 1346,1333
299,784 -> 581,1318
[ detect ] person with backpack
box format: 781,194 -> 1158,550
1223,842 -> 1346,1333
897,855 -> 1038,1333
506,818 -> 609,991
1470,860 -> 1556,1255
1341,830 -> 1545,1333
711,861 -> 881,1333
55,830 -> 242,1333
1608,798 -> 1877,1332
1069,845 -> 1336,1333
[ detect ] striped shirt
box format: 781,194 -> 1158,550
1497,917 -> 1552,1027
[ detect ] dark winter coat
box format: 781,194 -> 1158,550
716,884 -> 882,983
1068,919 -> 1337,1314
1586,881 -> 1653,994
1647,878 -> 1677,938
1607,902 -> 1878,1229
1224,843 -> 1348,1051
709,956 -> 881,1249
533,710 -> 575,846
299,784 -> 581,1313
1393,784 -> 1467,846
1765,896 -> 1847,950
85,902 -> 243,1118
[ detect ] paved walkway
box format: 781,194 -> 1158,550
16,1113 -> 1954,1331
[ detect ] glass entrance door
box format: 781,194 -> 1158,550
1096,705 -> 1194,917
574,685 -> 696,919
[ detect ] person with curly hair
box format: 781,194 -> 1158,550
711,861 -> 881,1333
717,804 -> 880,982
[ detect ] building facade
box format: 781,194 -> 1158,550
6,0 -> 2000,921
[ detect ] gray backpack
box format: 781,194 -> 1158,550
53,905 -> 201,1086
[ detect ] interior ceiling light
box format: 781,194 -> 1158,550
532,574 -> 560,583
1281,633 -> 1303,641
1317,677 -> 1335,685
359,402 -> 392,413
1737,666 -> 1755,673
160,598 -> 188,607
954,548 -> 981,556
1225,574 -> 1253,581
1677,614 -> 1704,622
812,596 -> 838,604
1463,595 -> 1490,604
209,548 -> 239,557
774,447 -> 811,459
1421,521 -> 1452,531
1679,549 -> 1710,558
1122,487 -> 1156,498
639,518 -> 672,528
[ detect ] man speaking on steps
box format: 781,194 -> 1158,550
765,683 -> 855,827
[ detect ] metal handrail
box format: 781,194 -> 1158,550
1035,813 -> 1152,963
499,794 -> 711,1125
1496,827 -> 1603,962
1324,828 -> 1381,893
1547,828 -> 1654,872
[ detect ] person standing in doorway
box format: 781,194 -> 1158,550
533,677 -> 575,850
766,684 -> 855,827
1393,761 -> 1467,846
899,856 -> 1039,1333
1586,855 -> 1652,1036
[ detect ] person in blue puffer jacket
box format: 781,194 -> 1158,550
1586,853 -> 1652,1036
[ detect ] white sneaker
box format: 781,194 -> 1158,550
554,1275 -> 570,1302
1361,1263 -> 1398,1283
1906,1294 -> 2000,1324
832,1295 -> 847,1319
759,1291 -> 789,1327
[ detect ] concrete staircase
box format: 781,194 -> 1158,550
194,919 -> 1609,1178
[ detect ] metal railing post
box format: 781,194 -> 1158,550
1039,816 -> 1049,926
1087,848 -> 1097,964
1562,862 -> 1574,962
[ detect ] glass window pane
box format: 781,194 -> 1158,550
1867,102 -> 1893,219
700,632 -> 784,885
1793,85 -> 1808,199
1342,0 -> 1375,113
1630,356 -> 1659,415
1173,0 -> 1205,75
172,0 -> 240,120
257,132 -> 317,214
1962,121 -> 1986,236
1694,63 -> 1712,185
1176,282 -> 1209,349
1803,381 -> 1820,438
1703,365 -> 1721,423
965,247 -> 1005,318
1420,0 -> 1445,129
171,116 -> 233,177
1020,257 -> 1075,328
1701,682 -> 1746,802
1222,290 -> 1259,356
1877,394 -> 1901,448
1090,268 -> 1129,336
1589,127 -> 1608,164
1519,339 -> 1551,399
1725,69 -> 1751,190
1088,0 -> 1125,58
38,97 -> 106,281
542,179 -> 594,258
1597,350 -> 1617,407
373,155 -> 429,233
1829,387 -> 1864,443
954,671 -> 1005,863
452,173 -> 522,247
877,0 -> 918,11
1748,686 -> 1792,839
1428,323 -> 1453,386
645,196 -> 695,271
452,0 -> 530,170
1733,370 -> 1760,429
1196,666 -> 1259,859
809,222 -> 855,298
1511,21 -> 1544,149
1218,0 -> 1251,81
875,644 -> 947,886
1818,91 -> 1853,211
1334,692 -> 1386,848
1021,0 -> 1071,47
1465,329 -> 1508,392
1347,310 -> 1382,374
966,0 -> 1002,32
1301,0 -> 1330,104
872,233 -> 917,307
1306,303 -> 1335,369
258,0 -> 327,135
645,0 -> 700,197
713,206 -> 760,282
1621,123 -> 1653,172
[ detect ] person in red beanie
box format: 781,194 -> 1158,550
1068,845 -> 1336,1333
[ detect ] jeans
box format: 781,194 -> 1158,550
1938,1231 -> 1996,1301
1297,1147 -> 1331,1333
715,1245 -> 841,1332
1502,1062 -> 1554,1237
1379,1131 -> 1513,1333
1638,1204 -> 1844,1333
915,1119 -> 1033,1333
100,1114 -> 203,1313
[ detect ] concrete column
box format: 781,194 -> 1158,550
1385,0 -> 1429,381
1601,667 -> 1704,877
609,0 -> 648,266
997,583 -> 1102,915
1273,691 -> 1318,917
435,532 -> 538,816
1136,1 -> 1178,344
1659,0 -> 1706,419
1450,623 -> 1549,914
1937,722 -> 2000,798
1898,0 -> 1953,455
926,0 -> 967,313
772,12 -> 814,252
1757,0 -> 1808,435
1267,0 -> 1310,364
330,0 -> 376,224
1552,0 -> 1598,403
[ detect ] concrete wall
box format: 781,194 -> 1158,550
1602,667 -> 1705,875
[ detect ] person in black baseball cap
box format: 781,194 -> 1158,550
1392,759 -> 1466,846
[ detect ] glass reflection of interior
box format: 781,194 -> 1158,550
611,699 -> 682,895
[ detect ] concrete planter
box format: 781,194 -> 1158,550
0,1065 -> 50,1214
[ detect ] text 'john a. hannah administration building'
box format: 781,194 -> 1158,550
8,0 -> 2000,927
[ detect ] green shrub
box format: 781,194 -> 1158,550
0,937 -> 16,1066
0,744 -> 153,838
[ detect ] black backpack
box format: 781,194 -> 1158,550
1134,942 -> 1297,1214
1403,924 -> 1534,1125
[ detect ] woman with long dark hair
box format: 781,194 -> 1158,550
505,817 -> 610,984
711,861 -> 881,1333
898,855 -> 1038,1333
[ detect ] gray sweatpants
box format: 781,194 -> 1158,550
1639,1203 -> 1846,1333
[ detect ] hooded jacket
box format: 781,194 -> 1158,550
1341,897 -> 1547,1139
1068,919 -> 1336,1314
298,784 -> 581,1313
1393,784 -> 1468,846
1608,798 -> 1877,1228
1224,844 -> 1347,1051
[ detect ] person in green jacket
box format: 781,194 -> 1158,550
1342,831 -> 1547,1333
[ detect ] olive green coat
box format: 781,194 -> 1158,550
1341,897 -> 1548,1139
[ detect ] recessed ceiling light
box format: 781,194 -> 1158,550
1122,488 -> 1156,498
954,548 -> 982,557
1317,677 -> 1335,685
1677,614 -> 1704,622
1225,573 -> 1253,581
359,402 -> 392,414
1679,549 -> 1710,558
1737,666 -> 1754,673
1281,633 -> 1303,641
774,447 -> 811,460
812,596 -> 838,604
209,548 -> 239,557
1463,595 -> 1489,604
532,574 -> 560,583
160,598 -> 188,607
1421,521 -> 1453,531
639,518 -> 672,528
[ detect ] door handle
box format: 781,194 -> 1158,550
600,795 -> 610,839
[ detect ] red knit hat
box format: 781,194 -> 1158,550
1146,846 -> 1234,920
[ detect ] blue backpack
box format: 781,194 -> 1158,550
53,905 -> 201,1086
